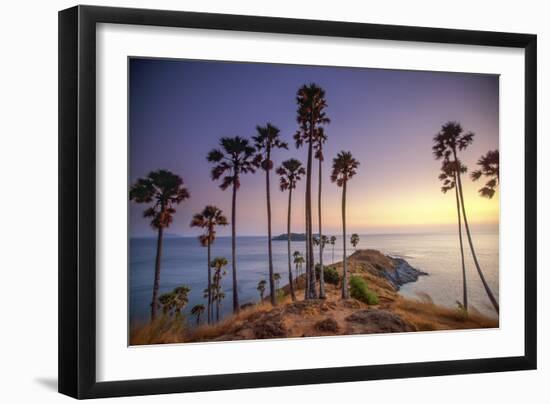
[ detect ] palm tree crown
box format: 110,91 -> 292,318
253,123 -> 288,170
159,285 -> 191,317
276,158 -> 305,191
432,121 -> 474,162
438,160 -> 467,194
190,205 -> 228,246
471,150 -> 499,198
130,169 -> 189,229
350,233 -> 360,249
331,151 -> 360,185
294,83 -> 330,147
207,136 -> 257,189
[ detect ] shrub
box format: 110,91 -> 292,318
349,276 -> 379,305
315,264 -> 340,285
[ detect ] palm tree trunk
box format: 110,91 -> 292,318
287,188 -> 297,301
231,181 -> 240,313
454,173 -> 468,311
151,226 -> 164,321
266,166 -> 277,306
306,138 -> 317,298
207,241 -> 212,324
318,156 -> 326,299
454,152 -> 499,313
341,181 -> 349,299
332,244 -> 335,264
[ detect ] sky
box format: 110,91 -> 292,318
129,57 -> 499,238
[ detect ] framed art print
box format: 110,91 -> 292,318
58,5 -> 537,399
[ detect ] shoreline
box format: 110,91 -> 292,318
130,249 -> 498,345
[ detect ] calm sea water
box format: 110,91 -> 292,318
129,231 -> 499,325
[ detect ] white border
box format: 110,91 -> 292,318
96,23 -> 525,382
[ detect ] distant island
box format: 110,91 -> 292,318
272,233 -> 307,241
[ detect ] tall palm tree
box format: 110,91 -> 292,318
471,150 -> 499,198
277,158 -> 305,302
253,123 -> 288,306
295,83 -> 330,299
330,236 -> 336,264
191,304 -> 205,326
257,280 -> 267,302
293,251 -> 304,288
210,257 -> 228,322
350,233 -> 360,251
438,159 -> 469,311
190,206 -> 228,324
314,127 -> 329,298
331,151 -> 360,299
130,170 -> 190,321
208,137 -> 256,313
433,122 -> 499,313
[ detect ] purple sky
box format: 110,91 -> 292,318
129,58 -> 499,237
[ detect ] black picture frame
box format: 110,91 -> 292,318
59,5 -> 537,399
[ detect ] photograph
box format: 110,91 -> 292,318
128,57 -> 500,345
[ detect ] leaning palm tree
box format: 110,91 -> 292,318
293,251 -> 305,288
330,236 -> 336,264
314,127 -> 329,299
350,233 -> 360,251
210,257 -> 228,322
438,159 -> 469,312
253,123 -> 288,306
331,151 -> 360,299
257,279 -> 267,302
130,170 -> 190,321
208,137 -> 256,313
190,304 -> 205,326
190,206 -> 228,324
295,83 -> 330,299
433,122 -> 499,313
471,150 -> 499,199
277,158 -> 305,302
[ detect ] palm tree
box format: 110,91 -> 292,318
130,170 -> 190,321
330,236 -> 336,264
295,83 -> 330,300
331,151 -> 360,299
438,159 -> 469,312
433,122 -> 499,313
274,273 -> 281,292
213,290 -> 226,322
191,304 -> 205,326
293,251 -> 305,288
190,206 -> 228,324
208,137 -> 256,313
253,123 -> 288,306
210,257 -> 228,322
159,285 -> 191,319
277,158 -> 305,302
471,150 -> 499,198
257,280 -> 267,302
314,127 -> 329,299
350,233 -> 360,251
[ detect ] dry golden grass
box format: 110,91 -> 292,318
130,302 -> 277,345
392,297 -> 498,331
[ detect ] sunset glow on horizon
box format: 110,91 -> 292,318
129,58 -> 499,237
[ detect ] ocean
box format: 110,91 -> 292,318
129,231 -> 499,325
